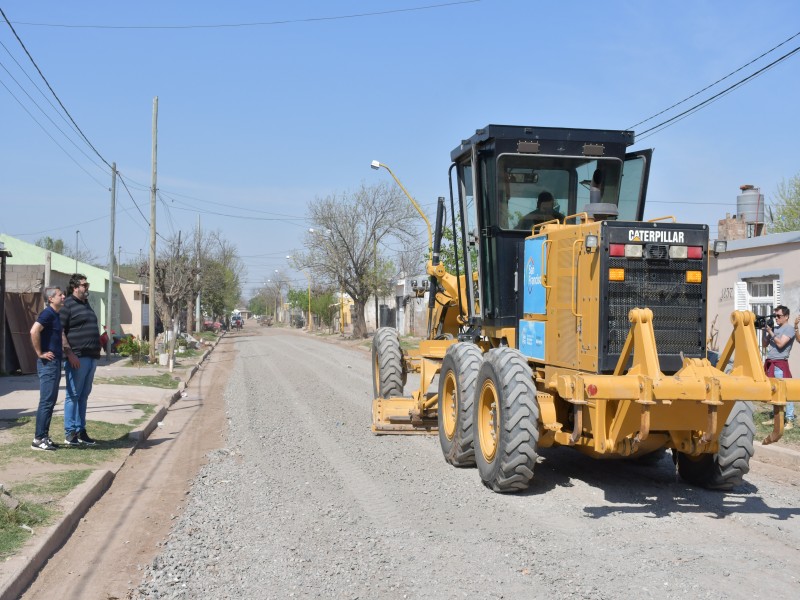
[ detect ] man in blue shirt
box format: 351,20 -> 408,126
30,286 -> 66,451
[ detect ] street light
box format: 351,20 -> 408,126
286,255 -> 312,331
370,160 -> 432,260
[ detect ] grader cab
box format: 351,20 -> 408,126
371,124 -> 799,493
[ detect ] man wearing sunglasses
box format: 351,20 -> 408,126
762,305 -> 796,429
60,273 -> 101,446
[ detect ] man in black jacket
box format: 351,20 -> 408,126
61,273 -> 101,446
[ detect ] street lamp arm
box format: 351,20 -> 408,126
371,161 -> 433,261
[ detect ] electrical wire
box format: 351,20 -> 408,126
0,7 -> 112,169
629,29 -> 800,130
0,56 -> 108,172
635,44 -> 800,141
0,77 -> 108,188
158,189 -> 312,220
0,37 -> 84,140
116,173 -> 151,226
11,1 -> 481,29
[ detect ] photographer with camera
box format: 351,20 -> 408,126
762,305 -> 797,429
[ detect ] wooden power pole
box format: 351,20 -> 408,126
149,97 -> 158,361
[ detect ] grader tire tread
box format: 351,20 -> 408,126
372,327 -> 405,399
437,343 -> 483,467
475,348 -> 539,493
676,401 -> 755,490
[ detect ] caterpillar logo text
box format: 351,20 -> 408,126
628,229 -> 685,243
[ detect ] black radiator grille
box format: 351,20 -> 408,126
606,258 -> 705,362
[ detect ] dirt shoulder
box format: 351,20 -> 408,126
18,336 -> 234,600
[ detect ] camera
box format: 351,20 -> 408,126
754,314 -> 776,330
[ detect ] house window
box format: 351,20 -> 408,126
735,276 -> 781,345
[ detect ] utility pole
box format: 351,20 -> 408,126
74,230 -> 79,272
374,233 -> 379,330
106,163 -> 117,361
195,214 -> 201,334
148,96 -> 158,361
117,246 -> 122,277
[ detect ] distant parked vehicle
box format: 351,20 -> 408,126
231,315 -> 244,330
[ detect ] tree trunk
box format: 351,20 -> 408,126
186,298 -> 195,334
352,300 -> 368,339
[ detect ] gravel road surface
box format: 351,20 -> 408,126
135,328 -> 800,599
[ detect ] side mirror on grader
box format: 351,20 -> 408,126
371,125 -> 799,494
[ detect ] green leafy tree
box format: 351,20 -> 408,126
248,294 -> 267,316
35,236 -> 66,254
310,288 -> 338,329
771,174 -> 800,233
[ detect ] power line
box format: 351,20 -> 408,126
629,29 -> 800,130
635,44 -> 800,141
0,37 -> 83,139
11,1 -> 481,29
116,173 -> 151,226
164,200 -> 310,224
158,189 -> 310,220
0,55 -> 108,172
0,7 -> 111,169
0,77 -> 108,188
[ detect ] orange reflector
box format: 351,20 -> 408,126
609,268 -> 625,281
686,270 -> 702,283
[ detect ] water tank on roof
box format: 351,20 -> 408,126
736,184 -> 765,224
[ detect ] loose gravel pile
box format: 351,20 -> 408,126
135,330 -> 800,599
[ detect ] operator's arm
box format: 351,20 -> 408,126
795,316 -> 800,342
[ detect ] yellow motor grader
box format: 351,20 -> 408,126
372,124 -> 799,493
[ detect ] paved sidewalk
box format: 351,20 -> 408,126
0,355 -> 192,428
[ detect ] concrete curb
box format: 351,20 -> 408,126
0,343 -> 216,598
0,470 -> 114,600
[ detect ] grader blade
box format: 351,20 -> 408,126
371,396 -> 437,434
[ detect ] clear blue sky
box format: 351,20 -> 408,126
1,1 -> 798,296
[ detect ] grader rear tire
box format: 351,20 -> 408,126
372,327 -> 406,399
437,343 -> 483,467
676,401 -> 755,490
474,348 -> 539,493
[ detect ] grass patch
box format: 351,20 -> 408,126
176,347 -> 202,359
753,402 -> 800,446
197,331 -> 217,342
11,469 -> 93,500
0,499 -> 53,559
0,416 -> 138,470
94,372 -> 180,389
129,403 -> 157,427
399,335 -> 421,351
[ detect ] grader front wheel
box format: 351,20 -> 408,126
372,327 -> 406,399
437,343 -> 483,467
676,401 -> 755,490
474,348 -> 539,493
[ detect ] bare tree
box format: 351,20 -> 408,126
295,182 -> 420,338
134,232 -> 200,368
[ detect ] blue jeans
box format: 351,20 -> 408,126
35,358 -> 61,440
64,356 -> 97,436
773,366 -> 795,421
